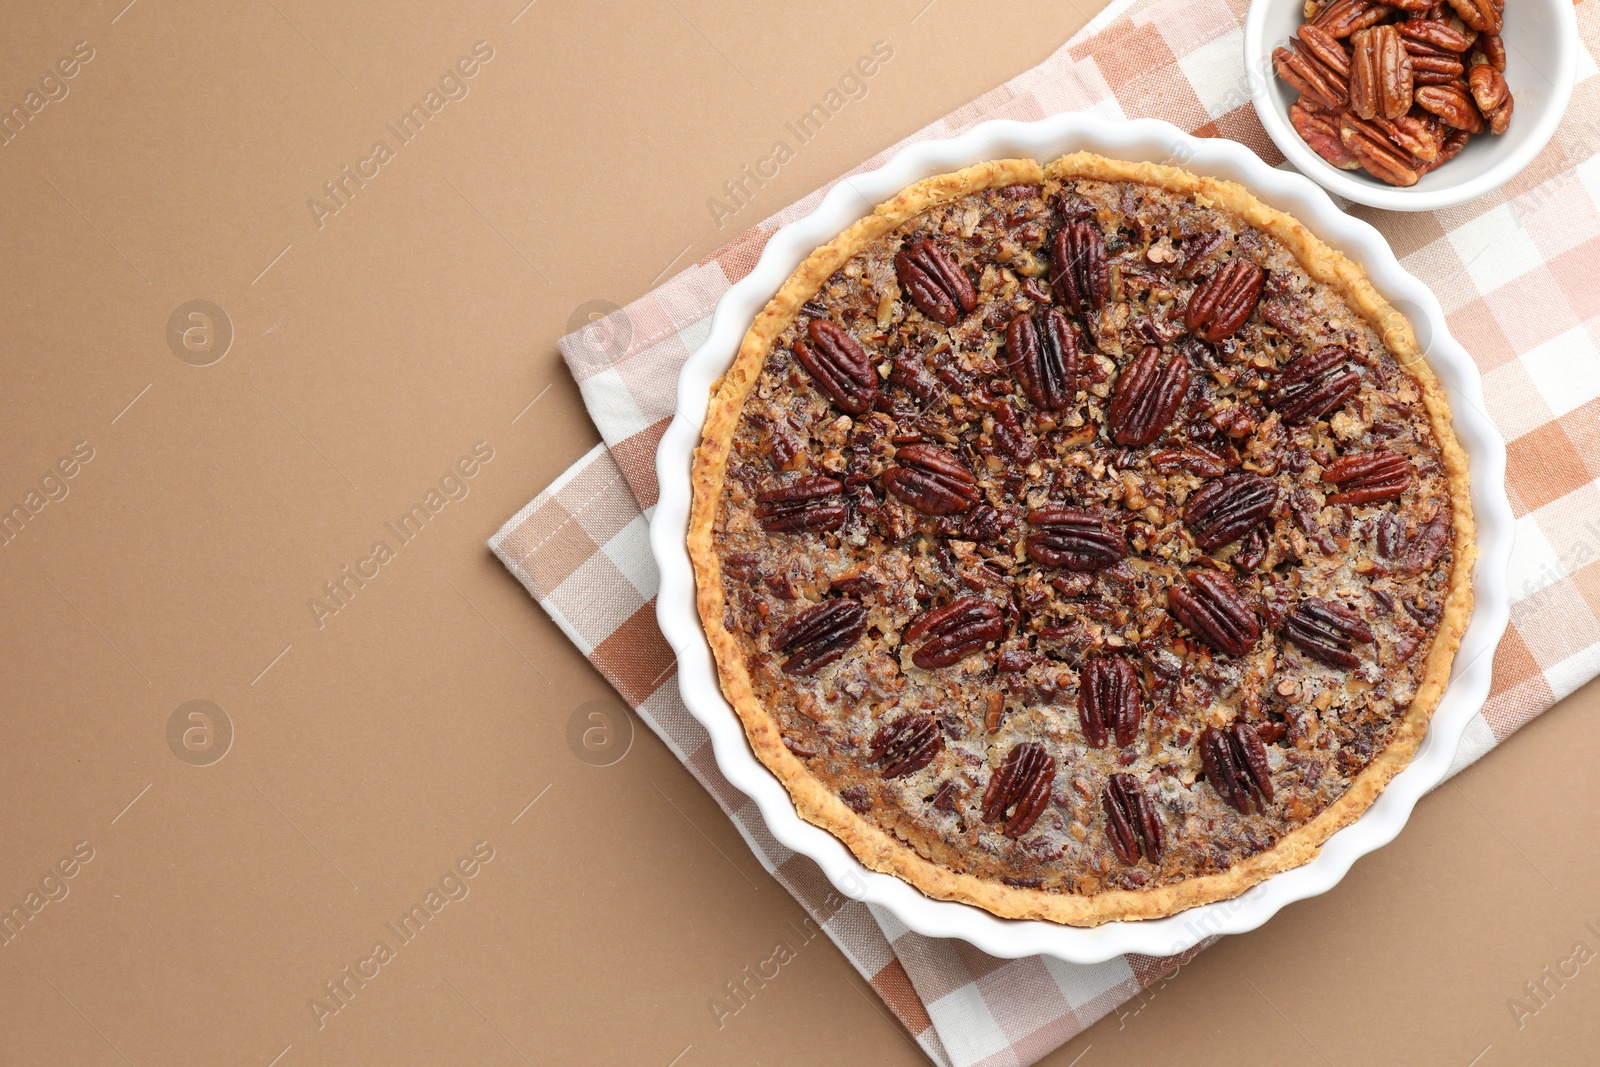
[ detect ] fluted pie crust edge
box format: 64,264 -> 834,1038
687,153 -> 1475,925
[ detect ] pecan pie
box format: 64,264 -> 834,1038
689,154 -> 1474,925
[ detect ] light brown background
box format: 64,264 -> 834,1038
1,0 -> 1596,1064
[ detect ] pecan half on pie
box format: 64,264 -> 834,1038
689,154 -> 1473,925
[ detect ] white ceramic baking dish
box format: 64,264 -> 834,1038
650,114 -> 1513,963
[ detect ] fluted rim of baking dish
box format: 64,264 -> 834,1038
651,114 -> 1513,963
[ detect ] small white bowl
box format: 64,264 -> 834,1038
1244,0 -> 1581,211
651,115 -> 1514,963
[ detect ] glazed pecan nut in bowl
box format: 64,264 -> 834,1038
1244,0 -> 1580,210
654,117 -> 1511,962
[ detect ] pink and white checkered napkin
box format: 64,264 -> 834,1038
492,2 -> 1600,1061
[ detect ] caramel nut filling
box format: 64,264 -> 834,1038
711,176 -> 1454,895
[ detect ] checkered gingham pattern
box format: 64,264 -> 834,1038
491,2 -> 1600,1062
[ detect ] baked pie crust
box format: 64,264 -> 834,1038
689,154 -> 1473,925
